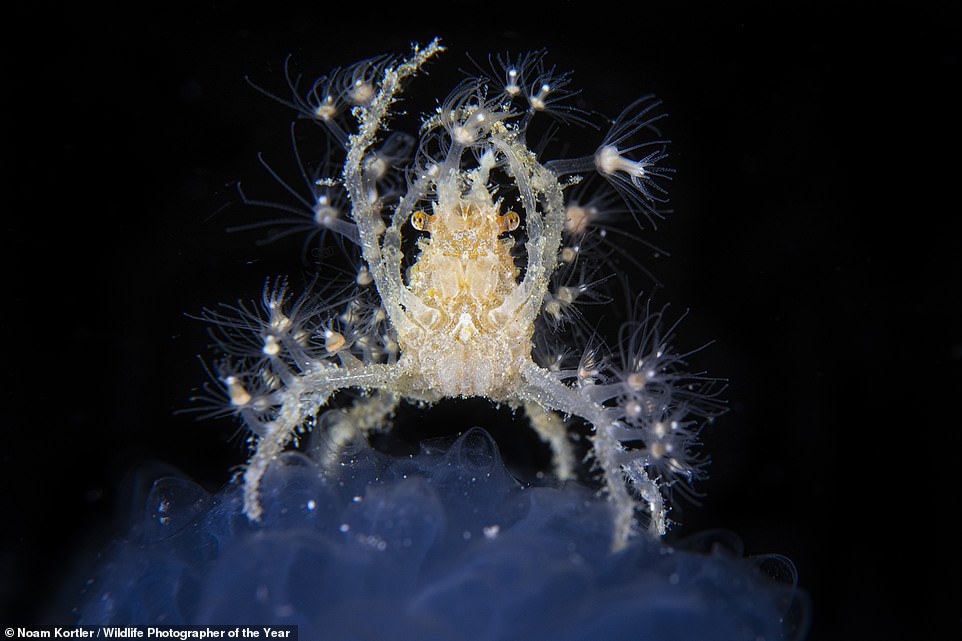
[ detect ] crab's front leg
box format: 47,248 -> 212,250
238,41 -> 447,519
242,361 -> 402,520
342,39 -> 443,331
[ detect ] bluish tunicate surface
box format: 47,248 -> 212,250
78,429 -> 803,640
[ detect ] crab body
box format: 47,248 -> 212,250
207,40 -> 722,550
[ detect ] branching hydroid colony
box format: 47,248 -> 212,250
201,39 -> 723,550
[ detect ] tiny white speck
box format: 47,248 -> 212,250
483,524 -> 500,539
339,523 -> 350,533
306,499 -> 316,511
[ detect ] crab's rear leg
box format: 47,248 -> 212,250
523,401 -> 575,481
518,361 -> 665,550
241,362 -> 400,520
312,391 -> 401,469
592,420 -> 667,545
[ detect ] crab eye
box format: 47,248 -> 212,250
498,211 -> 521,232
500,211 -> 520,233
410,210 -> 433,231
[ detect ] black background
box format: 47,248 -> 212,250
3,2 -> 960,639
